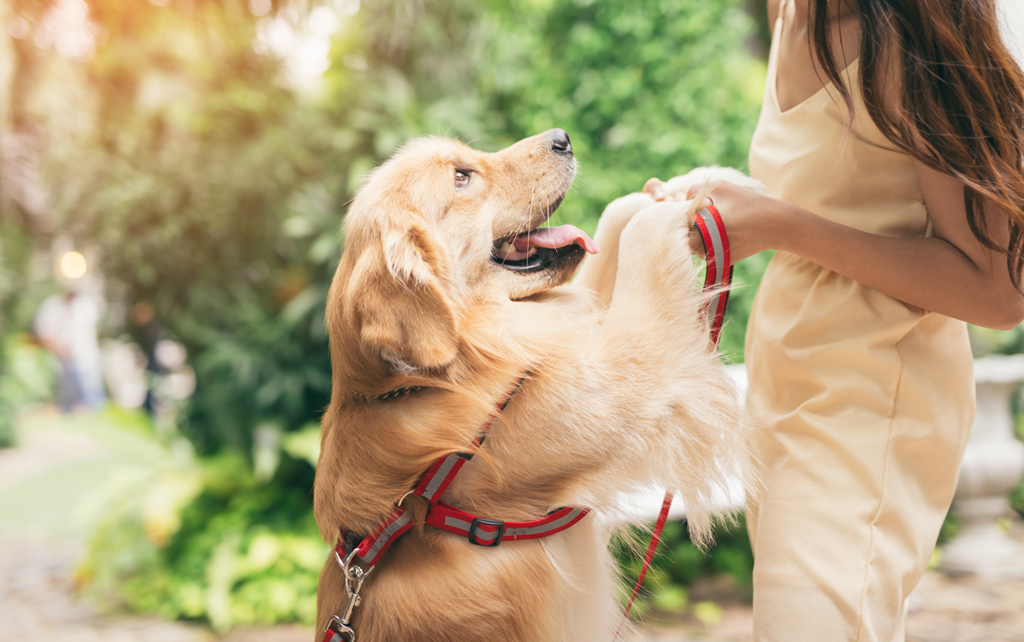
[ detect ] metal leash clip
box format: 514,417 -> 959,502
324,614 -> 356,642
324,549 -> 374,642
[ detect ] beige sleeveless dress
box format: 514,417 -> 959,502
744,2 -> 975,640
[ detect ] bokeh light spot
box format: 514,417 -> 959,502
249,0 -> 273,17
59,251 -> 88,279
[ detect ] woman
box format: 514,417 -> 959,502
646,0 -> 1024,639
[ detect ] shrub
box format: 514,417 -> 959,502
80,433 -> 324,631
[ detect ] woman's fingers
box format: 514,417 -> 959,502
643,177 -> 667,201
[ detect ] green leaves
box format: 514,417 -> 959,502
36,0 -> 775,628
79,428 -> 325,629
57,0 -> 767,459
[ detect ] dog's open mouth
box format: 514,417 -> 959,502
492,225 -> 600,272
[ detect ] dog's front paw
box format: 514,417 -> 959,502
594,192 -> 657,238
617,200 -> 699,277
573,191 -> 658,300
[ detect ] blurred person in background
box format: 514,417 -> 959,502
34,287 -> 106,413
130,299 -> 163,416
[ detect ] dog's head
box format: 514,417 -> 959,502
329,130 -> 597,380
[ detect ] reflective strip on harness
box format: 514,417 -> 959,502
337,375 -> 586,568
350,507 -> 414,566
424,502 -> 591,545
414,452 -> 468,502
411,376 -> 524,504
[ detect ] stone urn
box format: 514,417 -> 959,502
938,354 -> 1024,578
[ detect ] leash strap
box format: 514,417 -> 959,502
322,623 -> 353,642
694,204 -> 733,346
617,203 -> 733,634
616,491 -> 675,637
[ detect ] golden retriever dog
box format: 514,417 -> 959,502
314,129 -> 752,642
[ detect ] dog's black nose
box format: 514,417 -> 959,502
550,129 -> 572,155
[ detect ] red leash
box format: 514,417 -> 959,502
616,204 -> 732,635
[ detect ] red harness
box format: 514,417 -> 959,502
323,376 -> 591,642
323,205 -> 732,642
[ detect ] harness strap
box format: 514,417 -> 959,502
345,507 -> 414,567
424,501 -> 591,547
410,388 -> 510,502
336,376 -> 528,568
327,373 -> 593,639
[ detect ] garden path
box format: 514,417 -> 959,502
1,406 -> 1022,642
0,408 -> 307,642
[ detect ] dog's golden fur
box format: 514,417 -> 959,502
314,131 -> 752,642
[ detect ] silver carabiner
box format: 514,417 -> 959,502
342,549 -> 373,592
324,549 -> 374,642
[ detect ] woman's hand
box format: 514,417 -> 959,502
646,167 -> 1024,329
683,180 -> 792,262
643,176 -> 792,262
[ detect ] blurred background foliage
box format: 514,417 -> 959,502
0,0 -> 1020,632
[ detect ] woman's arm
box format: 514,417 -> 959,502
676,167 -> 1024,330
767,0 -> 782,27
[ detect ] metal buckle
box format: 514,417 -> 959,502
468,517 -> 505,547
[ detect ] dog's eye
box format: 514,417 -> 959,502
454,170 -> 471,189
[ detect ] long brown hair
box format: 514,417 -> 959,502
811,0 -> 1024,290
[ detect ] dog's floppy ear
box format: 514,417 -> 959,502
349,222 -> 460,371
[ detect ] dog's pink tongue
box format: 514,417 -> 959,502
513,225 -> 600,254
